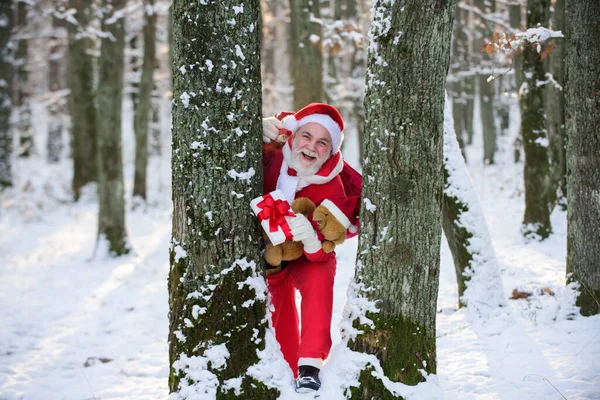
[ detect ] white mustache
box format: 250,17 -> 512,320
295,148 -> 318,158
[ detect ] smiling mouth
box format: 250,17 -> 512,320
302,153 -> 316,161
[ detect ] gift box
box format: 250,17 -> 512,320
250,190 -> 296,246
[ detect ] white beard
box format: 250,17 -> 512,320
288,141 -> 328,177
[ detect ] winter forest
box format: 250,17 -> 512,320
1,0 -> 599,399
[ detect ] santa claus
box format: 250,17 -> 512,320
262,103 -> 361,393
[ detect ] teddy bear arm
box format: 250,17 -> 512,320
264,243 -> 283,266
280,241 -> 305,261
322,240 -> 336,253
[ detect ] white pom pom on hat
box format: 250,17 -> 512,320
282,103 -> 345,154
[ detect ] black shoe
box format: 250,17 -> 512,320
295,365 -> 321,393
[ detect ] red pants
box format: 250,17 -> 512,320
267,256 -> 336,377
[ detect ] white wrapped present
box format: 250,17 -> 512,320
250,190 -> 296,246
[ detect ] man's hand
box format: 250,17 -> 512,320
262,117 -> 289,143
289,214 -> 321,254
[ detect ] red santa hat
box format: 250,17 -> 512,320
319,198 -> 358,234
281,103 -> 345,154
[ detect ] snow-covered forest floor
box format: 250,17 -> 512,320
1,100 -> 599,400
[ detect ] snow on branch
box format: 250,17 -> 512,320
485,27 -> 563,58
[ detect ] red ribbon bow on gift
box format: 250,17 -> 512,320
257,194 -> 295,240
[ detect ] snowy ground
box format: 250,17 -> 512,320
1,100 -> 599,399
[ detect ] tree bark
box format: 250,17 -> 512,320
290,0 -> 323,110
565,0 -> 600,316
47,12 -> 67,164
520,0 -> 552,240
349,1 -> 455,397
0,1 -> 12,190
544,0 -> 566,209
510,1 -> 523,163
449,4 -> 469,158
14,1 -> 32,158
133,0 -> 157,200
67,0 -> 97,200
473,0 -> 496,165
96,0 -> 130,256
169,1 -> 276,397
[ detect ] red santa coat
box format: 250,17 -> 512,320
262,139 -> 361,375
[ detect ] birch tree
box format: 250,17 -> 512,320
0,1 -> 12,190
520,0 -> 552,240
133,0 -> 157,200
96,0 -> 130,255
67,0 -> 97,200
168,1 -> 275,397
349,0 -> 455,397
565,0 -> 600,316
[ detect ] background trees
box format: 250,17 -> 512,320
67,0 -> 98,200
289,0 -> 323,110
0,1 -> 12,190
519,0 -> 552,240
133,0 -> 157,201
96,0 -> 129,256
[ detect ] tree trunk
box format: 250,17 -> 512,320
565,0 -> 600,317
14,1 -> 33,158
0,1 -> 12,190
442,95 -> 505,313
67,0 -> 97,200
349,1 -> 455,397
169,1 -> 276,397
96,0 -> 129,256
510,1 -> 523,163
509,2 -> 523,91
544,0 -> 566,209
261,0 -> 277,112
150,91 -> 161,156
290,0 -> 323,110
47,12 -> 67,164
450,4 -> 469,158
133,0 -> 157,201
520,0 -> 552,240
464,75 -> 475,145
473,0 -> 496,165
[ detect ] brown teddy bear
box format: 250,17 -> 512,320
312,202 -> 347,253
264,198 -> 347,272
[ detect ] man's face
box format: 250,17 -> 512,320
290,122 -> 332,176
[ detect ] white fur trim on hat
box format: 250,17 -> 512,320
282,114 -> 343,154
320,199 -> 357,233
